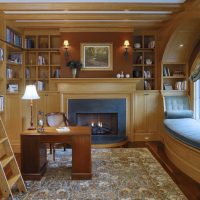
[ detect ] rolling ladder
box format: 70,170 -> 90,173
0,118 -> 27,199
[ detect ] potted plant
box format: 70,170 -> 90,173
66,60 -> 82,78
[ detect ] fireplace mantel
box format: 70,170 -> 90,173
56,78 -> 139,94
56,78 -> 137,142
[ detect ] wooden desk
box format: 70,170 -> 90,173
21,126 -> 92,180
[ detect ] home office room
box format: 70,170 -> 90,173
0,0 -> 200,199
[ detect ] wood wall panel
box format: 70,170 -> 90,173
60,32 -> 133,78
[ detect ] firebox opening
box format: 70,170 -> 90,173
76,113 -> 118,135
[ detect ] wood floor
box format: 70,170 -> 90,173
1,141 -> 200,200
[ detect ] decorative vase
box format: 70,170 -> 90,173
72,68 -> 77,78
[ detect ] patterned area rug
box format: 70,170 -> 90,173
18,148 -> 186,200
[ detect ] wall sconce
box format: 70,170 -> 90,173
64,40 -> 69,58
124,40 -> 130,59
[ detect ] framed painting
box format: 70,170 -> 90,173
81,43 -> 113,70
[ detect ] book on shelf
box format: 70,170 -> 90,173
163,83 -> 173,90
163,66 -> 171,76
6,27 -> 22,47
0,95 -> 4,112
0,48 -> 4,61
37,81 -> 45,91
38,56 -> 46,65
6,68 -> 14,79
25,67 -> 30,79
175,81 -> 187,90
25,38 -> 35,48
173,70 -> 184,77
144,80 -> 151,90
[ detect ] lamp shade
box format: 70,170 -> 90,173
64,40 -> 69,48
22,85 -> 40,100
124,40 -> 130,47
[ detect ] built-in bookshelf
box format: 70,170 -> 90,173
6,45 -> 23,93
0,41 -> 5,113
162,63 -> 188,91
133,34 -> 156,90
24,34 -> 60,91
6,26 -> 22,48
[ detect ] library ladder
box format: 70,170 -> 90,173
0,117 -> 27,199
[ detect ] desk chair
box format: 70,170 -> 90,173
46,112 -> 70,161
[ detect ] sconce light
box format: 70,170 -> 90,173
64,40 -> 69,58
124,40 -> 130,59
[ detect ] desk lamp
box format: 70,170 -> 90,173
22,85 -> 40,130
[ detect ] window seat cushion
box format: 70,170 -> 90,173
164,118 -> 200,150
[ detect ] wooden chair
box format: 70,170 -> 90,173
46,112 -> 70,161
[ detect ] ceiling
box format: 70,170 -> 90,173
0,0 -> 199,30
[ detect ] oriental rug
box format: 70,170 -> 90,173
17,148 -> 186,200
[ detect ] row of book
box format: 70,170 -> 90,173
0,96 -> 4,112
6,68 -> 17,79
163,66 -> 184,77
6,28 -> 22,47
24,38 -> 35,49
37,81 -> 45,91
163,81 -> 187,90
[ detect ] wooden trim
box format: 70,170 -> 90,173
60,27 -> 134,32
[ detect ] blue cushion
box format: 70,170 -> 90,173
165,96 -> 190,111
164,118 -> 200,150
165,110 -> 193,119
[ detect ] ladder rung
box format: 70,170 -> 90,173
1,155 -> 14,168
0,137 -> 7,144
8,174 -> 21,189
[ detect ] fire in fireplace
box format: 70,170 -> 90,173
76,113 -> 118,135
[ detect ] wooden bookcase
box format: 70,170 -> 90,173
133,34 -> 156,90
6,43 -> 24,94
162,63 -> 188,91
24,34 -> 60,91
0,40 -> 5,113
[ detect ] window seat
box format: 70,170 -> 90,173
164,118 -> 200,150
162,95 -> 200,184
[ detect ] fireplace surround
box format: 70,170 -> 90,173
68,99 -> 126,144
56,78 -> 138,145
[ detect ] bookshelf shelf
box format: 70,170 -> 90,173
162,63 -> 188,91
24,34 -> 60,91
133,33 -> 156,90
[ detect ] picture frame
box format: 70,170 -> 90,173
81,43 -> 113,71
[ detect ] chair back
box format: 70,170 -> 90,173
46,112 -> 69,127
163,95 -> 193,119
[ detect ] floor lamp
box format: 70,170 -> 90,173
22,85 -> 40,130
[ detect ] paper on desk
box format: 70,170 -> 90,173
56,126 -> 70,133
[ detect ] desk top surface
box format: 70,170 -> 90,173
21,126 -> 91,136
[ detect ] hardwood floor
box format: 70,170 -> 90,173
1,141 -> 200,199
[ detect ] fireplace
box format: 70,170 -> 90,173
68,99 -> 126,144
76,113 -> 118,135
